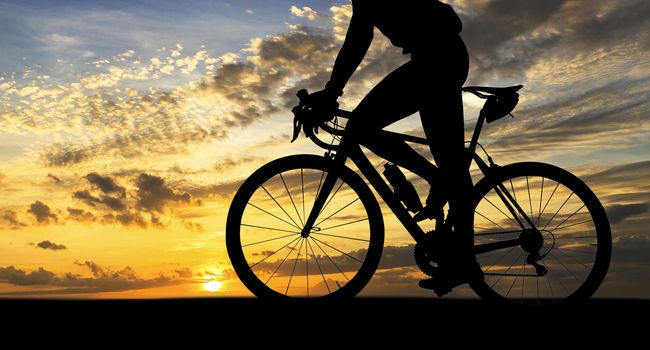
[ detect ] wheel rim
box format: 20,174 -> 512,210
227,157 -> 382,299
472,165 -> 610,306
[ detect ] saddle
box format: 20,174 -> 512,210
463,85 -> 523,123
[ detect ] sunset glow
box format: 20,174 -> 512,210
0,1 -> 648,299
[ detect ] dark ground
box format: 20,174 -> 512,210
2,298 -> 647,337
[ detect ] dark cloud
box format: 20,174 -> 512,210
212,157 -> 258,172
27,201 -> 58,224
102,211 -> 148,229
600,235 -> 650,298
135,173 -> 195,212
0,262 -> 193,296
0,209 -> 27,229
607,203 -> 648,225
180,220 -> 204,232
66,207 -> 97,222
0,266 -> 57,286
174,268 -> 193,279
34,240 -> 67,251
42,146 -> 92,167
72,190 -> 127,211
46,173 -> 63,184
85,172 -> 126,197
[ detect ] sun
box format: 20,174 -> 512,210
204,280 -> 223,293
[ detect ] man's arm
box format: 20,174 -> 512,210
325,13 -> 374,96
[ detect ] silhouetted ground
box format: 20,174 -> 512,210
2,298 -> 646,337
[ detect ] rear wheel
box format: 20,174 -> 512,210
470,162 -> 611,306
226,155 -> 384,300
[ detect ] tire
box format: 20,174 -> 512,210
469,162 -> 611,306
226,155 -> 384,300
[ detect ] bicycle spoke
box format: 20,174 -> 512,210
314,197 -> 360,227
250,236 -> 301,269
554,219 -> 594,231
510,179 -> 517,205
265,237 -> 303,284
301,168 -> 305,224
318,217 -> 369,232
311,231 -> 370,243
261,185 -> 301,229
475,210 -> 504,230
247,202 -> 300,230
550,204 -> 586,232
305,236 -> 309,297
313,170 -> 326,206
554,247 -> 593,270
554,235 -> 597,240
310,237 -> 349,281
548,251 -> 583,284
537,177 -> 545,226
285,238 -> 305,295
307,238 -> 330,293
526,176 -> 535,221
484,197 -> 519,228
311,236 -> 364,264
542,192 -> 574,230
318,180 -> 345,217
480,246 -> 517,261
279,173 -> 304,226
490,251 -> 524,289
558,247 -> 597,255
545,256 -> 571,296
539,181 -> 560,226
242,233 -> 297,248
241,223 -> 300,235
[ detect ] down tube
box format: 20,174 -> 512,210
348,144 -> 427,242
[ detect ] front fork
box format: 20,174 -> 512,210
300,150 -> 347,237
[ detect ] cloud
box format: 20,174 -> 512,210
607,203 -> 648,225
33,240 -> 67,251
102,211 -> 148,229
85,172 -> 126,197
27,201 -> 58,224
46,173 -> 63,184
290,6 -> 320,21
135,173 -> 197,212
72,189 -> 127,211
0,266 -> 57,286
66,207 -> 97,222
0,261 -> 193,296
1,209 -> 27,229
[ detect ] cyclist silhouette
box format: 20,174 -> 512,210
308,0 -> 477,291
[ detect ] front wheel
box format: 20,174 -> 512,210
226,155 -> 384,300
470,162 -> 611,306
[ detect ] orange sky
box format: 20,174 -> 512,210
1,1 -> 649,298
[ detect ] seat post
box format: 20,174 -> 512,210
467,111 -> 486,161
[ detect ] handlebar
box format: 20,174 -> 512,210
291,89 -> 351,150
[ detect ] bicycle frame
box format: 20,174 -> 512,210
298,108 -> 539,256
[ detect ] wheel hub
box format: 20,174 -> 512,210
519,228 -> 544,254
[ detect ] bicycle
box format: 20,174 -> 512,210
226,85 -> 611,306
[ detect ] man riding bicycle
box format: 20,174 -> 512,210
306,0 -> 480,293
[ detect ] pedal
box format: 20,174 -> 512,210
418,278 -> 453,297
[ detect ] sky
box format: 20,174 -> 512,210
0,0 -> 648,299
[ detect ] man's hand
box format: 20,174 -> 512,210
304,88 -> 340,123
307,88 -> 340,113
